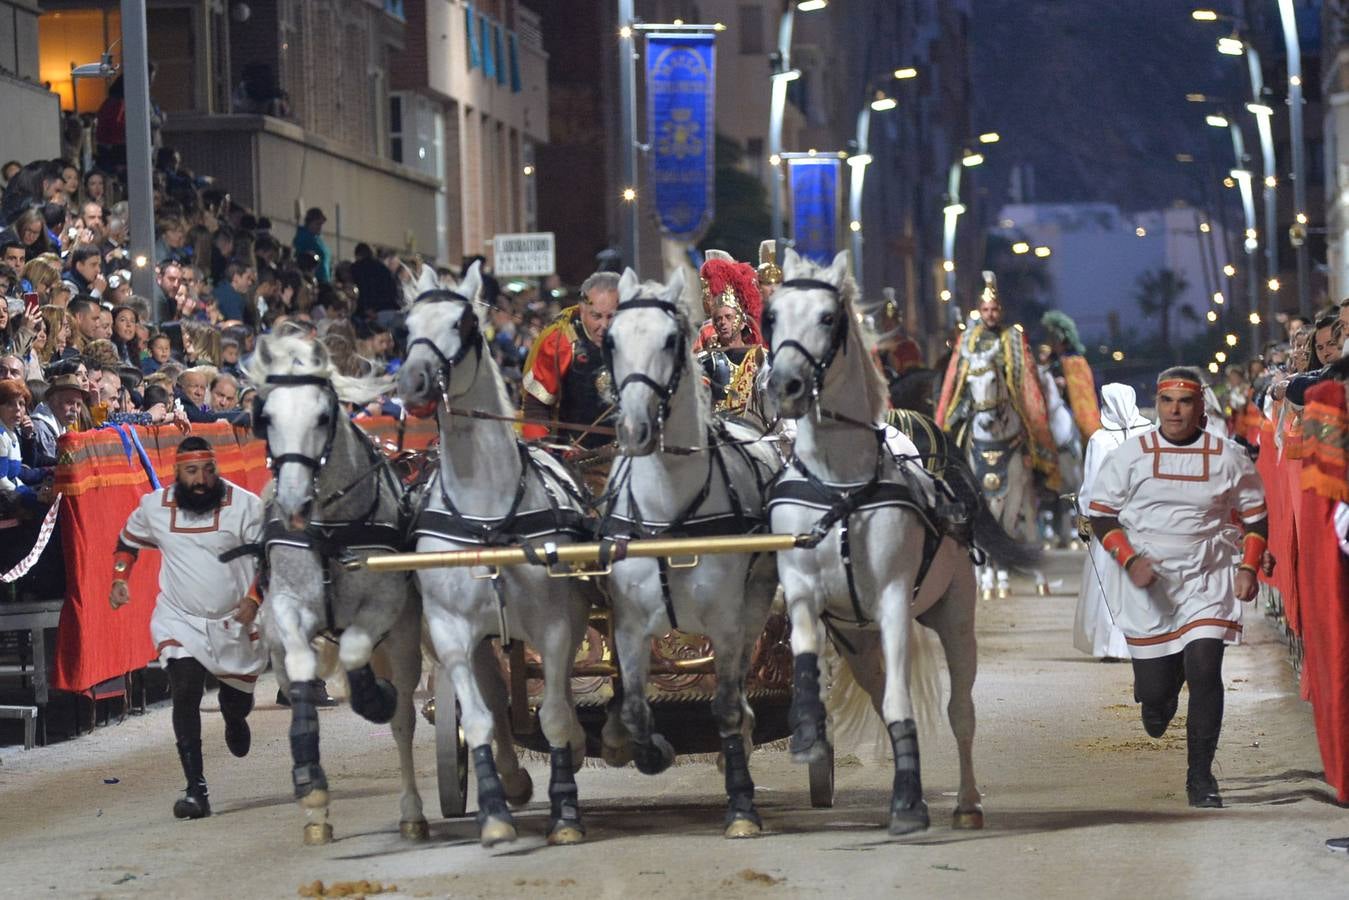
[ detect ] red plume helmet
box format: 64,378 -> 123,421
699,257 -> 764,343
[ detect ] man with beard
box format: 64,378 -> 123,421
110,437 -> 265,820
696,287 -> 767,422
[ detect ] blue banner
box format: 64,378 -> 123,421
646,34 -> 716,240
790,158 -> 841,265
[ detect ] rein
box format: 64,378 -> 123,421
603,296 -> 688,448
766,277 -> 850,400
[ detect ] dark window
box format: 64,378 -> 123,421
739,5 -> 764,55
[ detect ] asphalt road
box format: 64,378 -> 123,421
1,550 -> 1345,899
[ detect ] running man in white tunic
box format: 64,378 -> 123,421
1087,367 -> 1269,809
110,436 -> 266,820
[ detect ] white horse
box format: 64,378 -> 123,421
600,267 -> 782,838
396,262 -> 592,847
763,249 -> 983,834
244,332 -> 425,846
962,345 -> 1040,597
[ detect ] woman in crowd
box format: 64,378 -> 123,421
111,305 -> 142,366
83,170 -> 110,207
10,207 -> 54,259
37,306 -> 75,369
21,257 -> 60,305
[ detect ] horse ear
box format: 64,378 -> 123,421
309,339 -> 330,368
781,247 -> 803,281
665,267 -> 686,305
256,335 -> 274,367
828,250 -> 851,286
618,267 -> 640,301
459,260 -> 483,301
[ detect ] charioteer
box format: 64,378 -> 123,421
694,252 -> 767,422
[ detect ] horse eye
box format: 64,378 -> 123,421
316,412 -> 331,427
820,312 -> 835,327
663,333 -> 677,351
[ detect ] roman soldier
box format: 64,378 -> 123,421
521,271 -> 620,451
757,239 -> 782,304
1040,310 -> 1102,443
936,272 -> 1060,489
693,251 -> 768,421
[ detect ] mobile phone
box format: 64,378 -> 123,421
23,292 -> 39,315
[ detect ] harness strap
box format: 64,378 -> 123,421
656,557 -> 678,631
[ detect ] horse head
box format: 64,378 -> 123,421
764,248 -> 852,419
964,346 -> 1019,440
397,260 -> 486,412
247,332 -> 339,528
607,266 -> 691,456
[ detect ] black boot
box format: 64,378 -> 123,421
1186,733 -> 1223,809
221,688 -> 254,759
1140,695 -> 1179,738
547,745 -> 585,844
347,664 -> 397,724
172,740 -> 211,819
788,653 -> 828,762
887,719 -> 929,835
289,680 -> 328,800
721,732 -> 762,836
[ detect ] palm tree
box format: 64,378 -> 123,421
1134,268 -> 1195,363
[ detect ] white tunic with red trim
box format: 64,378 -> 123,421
1086,430 -> 1266,659
119,480 -> 267,691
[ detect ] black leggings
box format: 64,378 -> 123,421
166,658 -> 254,744
1131,638 -> 1225,742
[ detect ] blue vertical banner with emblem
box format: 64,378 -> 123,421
645,33 -> 716,241
789,158 -> 842,264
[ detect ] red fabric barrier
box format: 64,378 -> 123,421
50,419 -> 438,693
1293,381 -> 1349,802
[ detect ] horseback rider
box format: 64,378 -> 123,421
520,271 -> 619,451
694,252 -> 767,421
1040,310 -> 1102,444
108,436 -> 266,820
936,272 -> 1060,490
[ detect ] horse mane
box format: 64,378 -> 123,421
242,331 -> 391,406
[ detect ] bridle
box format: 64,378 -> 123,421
405,288 -> 484,403
763,277 -> 849,401
256,374 -> 340,474
602,296 -> 687,435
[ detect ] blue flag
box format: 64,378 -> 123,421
789,158 -> 842,265
645,33 -> 716,240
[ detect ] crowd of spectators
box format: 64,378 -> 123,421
0,144 -> 562,601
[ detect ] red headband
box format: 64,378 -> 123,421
175,450 -> 216,465
1156,378 -> 1202,396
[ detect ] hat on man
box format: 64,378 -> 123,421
45,373 -> 93,404
303,207 -> 327,225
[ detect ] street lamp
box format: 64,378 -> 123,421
769,0 -> 829,249
1276,0 -> 1311,317
851,69 -> 916,295
944,148 -> 984,328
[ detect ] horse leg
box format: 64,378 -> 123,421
340,619 -> 397,725
784,573 -> 828,765
616,619 -> 671,775
472,638 -> 532,806
601,673 -> 634,767
430,616 -> 515,847
877,578 -> 929,836
536,616 -> 587,845
383,592 -> 428,841
272,601 -> 333,845
917,563 -> 983,830
710,627 -> 760,839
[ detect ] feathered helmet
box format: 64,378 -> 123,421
979,270 -> 1001,309
1041,310 -> 1086,355
700,250 -> 764,342
757,239 -> 782,288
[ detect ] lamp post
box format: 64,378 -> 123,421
1275,0 -> 1311,317
942,149 -> 984,330
120,0 -> 156,319
617,0 -> 639,271
1207,111 -> 1259,345
769,1 -> 827,250
849,77 -> 909,294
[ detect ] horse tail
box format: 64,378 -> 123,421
908,619 -> 945,732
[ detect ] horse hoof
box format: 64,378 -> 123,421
724,817 -> 762,839
889,806 -> 931,836
400,819 -> 430,841
303,822 -> 334,846
952,807 -> 985,830
601,741 -> 633,768
480,818 -> 517,848
502,769 -> 534,807
547,822 -> 585,846
420,698 -> 436,725
634,735 -> 675,776
996,587 -> 1010,600
980,588 -> 995,601
1035,582 -> 1051,597
300,789 -> 329,811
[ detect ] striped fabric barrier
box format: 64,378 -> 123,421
50,414 -> 440,694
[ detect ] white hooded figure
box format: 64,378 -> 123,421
1074,383 -> 1154,659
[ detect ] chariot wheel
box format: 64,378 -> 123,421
808,742 -> 835,808
434,664 -> 469,818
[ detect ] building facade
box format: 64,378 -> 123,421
0,0 -> 60,166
